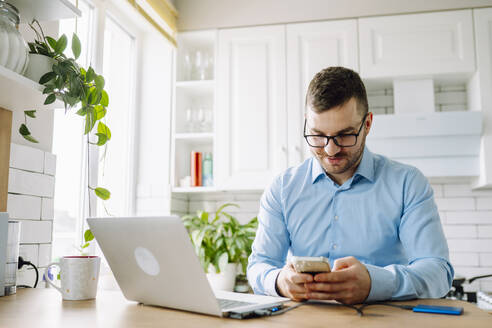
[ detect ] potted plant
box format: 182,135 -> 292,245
23,19 -> 58,83
182,203 -> 258,291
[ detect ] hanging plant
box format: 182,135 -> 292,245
21,20 -> 111,253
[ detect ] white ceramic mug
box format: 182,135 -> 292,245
44,256 -> 101,300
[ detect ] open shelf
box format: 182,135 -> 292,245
175,132 -> 214,141
0,65 -> 63,113
10,0 -> 81,23
172,186 -> 218,193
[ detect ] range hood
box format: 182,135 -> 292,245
366,111 -> 483,178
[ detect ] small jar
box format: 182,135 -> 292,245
0,1 -> 28,74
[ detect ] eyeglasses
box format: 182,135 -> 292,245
304,113 -> 368,148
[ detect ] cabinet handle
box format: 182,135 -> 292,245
281,146 -> 287,152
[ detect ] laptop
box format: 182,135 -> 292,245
87,216 -> 289,317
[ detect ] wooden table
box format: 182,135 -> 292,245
0,289 -> 490,327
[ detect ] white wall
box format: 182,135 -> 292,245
134,30 -> 174,216
7,143 -> 56,288
175,0 -> 492,31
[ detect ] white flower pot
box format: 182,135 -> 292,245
24,53 -> 56,83
206,263 -> 237,292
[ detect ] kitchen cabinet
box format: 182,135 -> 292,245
286,19 -> 358,166
359,10 -> 475,78
216,25 -> 287,190
471,8 -> 492,189
173,8 -> 491,193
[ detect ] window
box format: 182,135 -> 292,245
97,15 -> 136,217
52,0 -> 95,260
52,1 -> 137,260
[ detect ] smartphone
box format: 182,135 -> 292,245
290,256 -> 331,275
413,304 -> 463,315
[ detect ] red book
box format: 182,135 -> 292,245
191,151 -> 202,187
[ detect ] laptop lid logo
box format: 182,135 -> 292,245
134,246 -> 160,276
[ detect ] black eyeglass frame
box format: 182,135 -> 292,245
303,113 -> 368,148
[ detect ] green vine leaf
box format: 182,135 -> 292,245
100,90 -> 109,107
55,34 -> 68,54
94,104 -> 107,120
24,110 -> 36,118
97,122 -> 111,140
39,71 -> 56,84
22,134 -> 39,143
86,67 -> 95,82
19,124 -> 39,143
45,36 -> 57,51
76,106 -> 88,116
81,242 -> 90,249
72,33 -> 81,60
95,75 -> 105,92
44,93 -> 56,105
95,133 -> 108,146
84,229 -> 94,242
19,124 -> 30,136
94,187 -> 111,200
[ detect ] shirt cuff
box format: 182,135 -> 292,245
364,263 -> 396,302
264,268 -> 282,297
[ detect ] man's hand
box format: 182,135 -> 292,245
276,263 -> 314,301
304,256 -> 371,304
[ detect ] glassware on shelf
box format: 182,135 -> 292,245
202,152 -> 213,187
191,50 -> 212,80
185,107 -> 195,132
0,1 -> 29,75
182,50 -> 192,80
192,50 -> 205,80
196,106 -> 207,132
204,107 -> 213,132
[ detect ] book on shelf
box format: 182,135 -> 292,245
191,151 -> 202,187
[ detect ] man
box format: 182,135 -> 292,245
247,67 -> 453,304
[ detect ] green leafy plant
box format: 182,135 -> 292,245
21,20 -> 112,252
182,203 -> 258,275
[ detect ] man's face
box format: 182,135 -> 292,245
305,98 -> 372,180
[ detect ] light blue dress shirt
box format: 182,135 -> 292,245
247,147 -> 454,301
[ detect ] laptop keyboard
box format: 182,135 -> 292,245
218,298 -> 255,310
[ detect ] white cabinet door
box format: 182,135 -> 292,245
286,20 -> 358,166
359,10 -> 475,78
216,26 -> 287,189
472,8 -> 492,189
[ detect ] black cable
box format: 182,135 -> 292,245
306,300 -> 365,316
29,262 -> 39,288
270,300 -> 415,317
17,256 -> 39,288
358,301 -> 414,315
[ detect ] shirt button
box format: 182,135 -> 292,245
334,215 -> 339,220
332,244 -> 337,250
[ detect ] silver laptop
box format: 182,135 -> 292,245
87,216 -> 288,317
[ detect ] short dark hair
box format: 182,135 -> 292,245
305,66 -> 368,116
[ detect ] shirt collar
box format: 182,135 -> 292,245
310,146 -> 375,184
354,146 -> 375,183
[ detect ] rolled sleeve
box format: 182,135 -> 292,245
365,264 -> 397,302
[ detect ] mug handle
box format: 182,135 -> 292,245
44,262 -> 62,294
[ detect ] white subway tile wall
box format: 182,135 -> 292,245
367,84 -> 467,115
7,143 -> 56,289
180,183 -> 492,292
